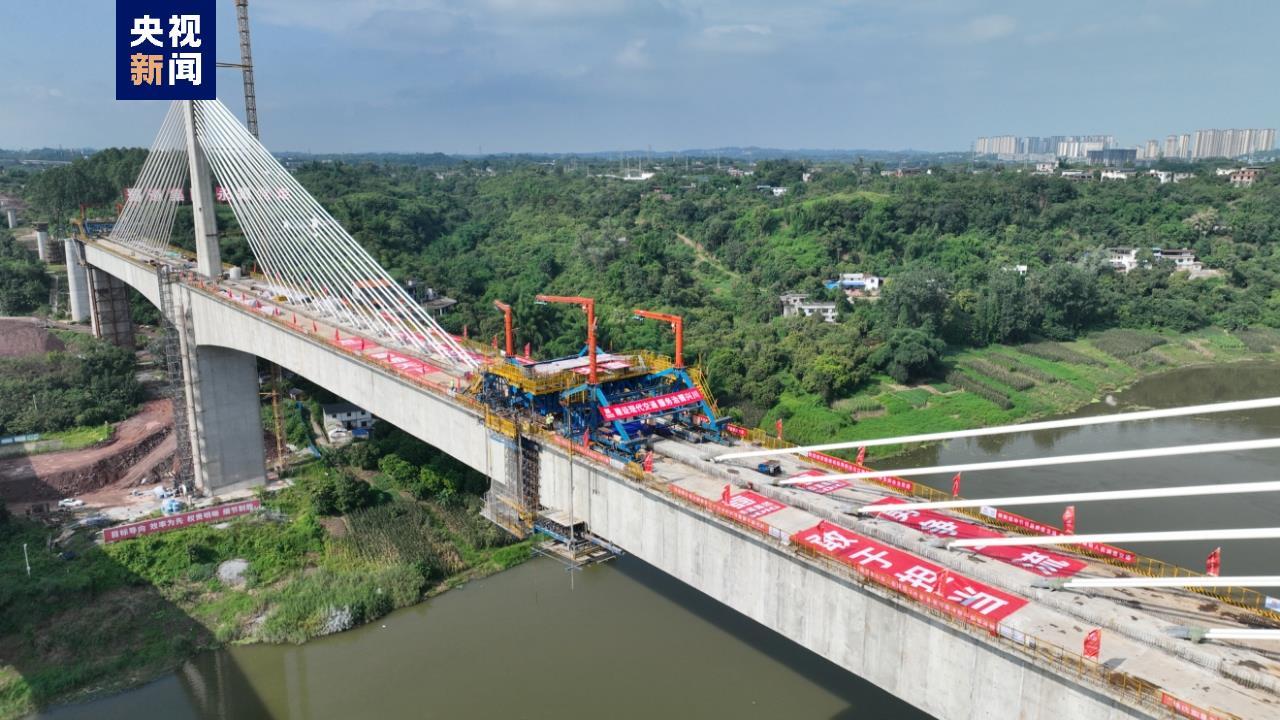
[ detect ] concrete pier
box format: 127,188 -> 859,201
5,208 -> 15,229
181,342 -> 267,494
35,223 -> 49,261
65,240 -> 90,322
87,267 -> 136,349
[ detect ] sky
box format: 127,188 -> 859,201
2,0 -> 1279,154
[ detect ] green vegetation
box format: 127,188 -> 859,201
0,332 -> 142,436
0,230 -> 50,315
1091,329 -> 1168,358
0,448 -> 531,719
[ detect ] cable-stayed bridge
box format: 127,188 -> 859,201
64,100 -> 1280,720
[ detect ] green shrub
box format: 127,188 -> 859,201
962,358 -> 1035,391
1020,342 -> 1106,366
985,354 -> 1059,383
945,371 -> 1014,410
1091,329 -> 1167,358
1233,327 -> 1280,353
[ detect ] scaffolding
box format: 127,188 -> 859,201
483,427 -> 541,538
157,265 -> 196,493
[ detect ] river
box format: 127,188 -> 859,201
34,361 -> 1280,719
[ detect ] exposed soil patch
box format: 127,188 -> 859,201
0,318 -> 65,358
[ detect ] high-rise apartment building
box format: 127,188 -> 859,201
1190,128 -> 1276,159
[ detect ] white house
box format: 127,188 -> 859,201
780,293 -> 838,323
321,402 -> 376,431
1108,248 -> 1140,273
1154,248 -> 1203,272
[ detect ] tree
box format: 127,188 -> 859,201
378,454 -> 416,489
871,328 -> 945,383
879,268 -> 951,334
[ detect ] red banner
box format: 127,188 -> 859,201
793,520 -> 1027,629
1083,628 -> 1101,659
981,506 -> 1136,564
720,490 -> 786,519
668,484 -> 772,534
600,387 -> 703,422
103,499 -> 261,543
1161,692 -> 1230,720
804,451 -> 915,493
1062,505 -> 1076,535
788,469 -> 852,495
870,498 -> 1085,578
951,472 -> 962,498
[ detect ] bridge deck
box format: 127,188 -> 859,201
91,238 -> 1280,719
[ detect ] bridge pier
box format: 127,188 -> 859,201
5,208 -> 15,229
87,266 -> 135,348
64,240 -> 90,322
179,336 -> 267,495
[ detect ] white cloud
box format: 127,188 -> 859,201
615,38 -> 650,68
695,23 -> 774,53
959,14 -> 1016,43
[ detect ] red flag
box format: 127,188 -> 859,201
935,568 -> 950,597
524,342 -> 532,360
775,418 -> 783,439
1083,629 -> 1101,660
1206,547 -> 1222,577
643,451 -> 654,473
491,334 -> 498,349
333,329 -> 340,341
951,472 -> 962,498
463,324 -> 469,339
856,446 -> 867,465
721,484 -> 732,503
582,429 -> 591,447
1062,505 -> 1076,535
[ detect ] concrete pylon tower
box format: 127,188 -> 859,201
182,101 -> 221,278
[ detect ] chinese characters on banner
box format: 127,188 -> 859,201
793,520 -> 1028,628
787,469 -> 852,495
1062,505 -> 1076,534
117,1 -> 216,100
719,490 -> 786,520
978,505 -> 1137,564
1161,692 -> 1232,720
869,498 -> 1086,578
124,187 -> 186,203
103,499 -> 260,543
599,387 -> 703,422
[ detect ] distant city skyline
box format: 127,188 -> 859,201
4,1 -> 1280,154
975,128 -> 1277,161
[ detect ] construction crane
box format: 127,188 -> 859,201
493,299 -> 515,357
632,309 -> 684,368
536,295 -> 598,384
216,0 -> 260,138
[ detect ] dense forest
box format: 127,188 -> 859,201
16,150 -> 1280,425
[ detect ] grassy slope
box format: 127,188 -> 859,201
763,327 -> 1270,460
0,468 -> 534,719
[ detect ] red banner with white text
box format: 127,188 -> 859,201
869,498 -> 1086,578
979,506 -> 1136,564
600,387 -> 703,422
792,520 -> 1027,630
103,499 -> 261,543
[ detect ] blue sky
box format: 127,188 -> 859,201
3,0 -> 1278,153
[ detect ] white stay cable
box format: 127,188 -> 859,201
778,437 -> 1280,485
857,480 -> 1280,514
717,396 -> 1280,463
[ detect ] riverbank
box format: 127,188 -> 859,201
0,467 -> 534,720
764,326 -> 1279,460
